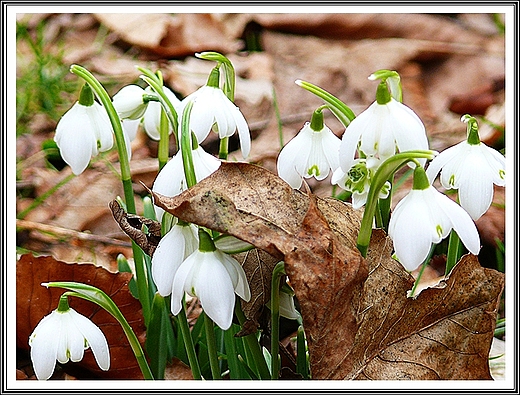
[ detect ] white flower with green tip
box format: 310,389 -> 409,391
54,85 -> 113,175
29,300 -> 109,380
388,166 -> 480,271
277,109 -> 340,189
170,230 -> 251,330
426,115 -> 505,220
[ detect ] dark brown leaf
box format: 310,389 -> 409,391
234,249 -> 280,337
16,254 -> 146,379
109,200 -> 161,257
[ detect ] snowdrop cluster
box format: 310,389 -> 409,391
276,74 -> 504,272
43,57 -> 505,381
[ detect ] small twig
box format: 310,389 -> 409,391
16,219 -> 132,247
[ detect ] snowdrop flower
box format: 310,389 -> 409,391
152,145 -> 220,222
426,115 -> 505,220
171,229 -> 251,330
278,291 -> 300,321
388,165 -> 480,271
331,156 -> 390,209
179,68 -> 250,158
277,108 -> 340,189
112,85 -> 148,120
152,222 -> 199,296
339,80 -> 428,174
142,86 -> 181,140
54,84 -> 113,175
29,296 -> 109,380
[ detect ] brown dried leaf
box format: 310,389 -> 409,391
343,230 -> 504,380
16,254 -> 146,379
150,162 -> 368,379
94,13 -> 240,57
151,162 -> 504,380
109,200 -> 161,257
234,249 -> 280,336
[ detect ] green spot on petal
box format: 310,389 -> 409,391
499,169 -> 505,179
308,165 -> 320,177
436,224 -> 443,238
449,174 -> 456,187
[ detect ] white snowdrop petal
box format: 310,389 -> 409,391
320,126 -> 341,172
339,113 -> 367,172
152,226 -> 189,296
234,107 -> 251,158
219,251 -> 251,302
277,130 -> 311,188
456,152 -> 494,220
70,310 -> 110,371
389,100 -> 428,158
29,312 -> 62,380
389,191 -> 434,271
196,256 -> 236,330
143,101 -> 162,140
170,253 -> 196,316
55,123 -> 97,175
64,312 -> 86,363
426,144 -> 460,184
482,144 -> 506,186
435,192 -> 481,255
192,147 -> 221,181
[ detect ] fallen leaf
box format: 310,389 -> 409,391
151,161 -> 504,380
94,14 -> 240,57
150,162 -> 368,379
16,254 -> 146,379
339,230 -> 503,380
234,248 -> 280,336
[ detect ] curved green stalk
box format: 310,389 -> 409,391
44,282 -> 154,380
357,150 -> 437,257
180,100 -> 197,188
137,67 -> 178,146
70,64 -> 150,324
270,261 -> 285,380
295,80 -> 356,128
158,108 -> 169,170
203,313 -> 221,379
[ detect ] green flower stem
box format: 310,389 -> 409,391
177,298 -> 202,380
223,325 -> 241,379
180,100 -> 197,189
409,244 -> 435,297
296,325 -> 309,379
270,261 -> 285,380
219,137 -> 229,160
445,230 -> 463,275
70,64 -> 150,325
357,151 -> 437,257
203,312 -> 221,379
158,108 -> 169,170
44,282 -> 154,380
137,67 -> 178,145
295,80 -> 356,128
196,52 -> 235,100
234,301 -> 271,379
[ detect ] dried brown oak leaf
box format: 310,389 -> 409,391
16,254 -> 146,379
151,162 -> 504,380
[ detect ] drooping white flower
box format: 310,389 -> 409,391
277,116 -> 341,189
331,156 -> 390,209
179,85 -> 250,158
112,85 -> 148,120
152,145 -> 221,222
152,222 -> 199,296
339,98 -> 428,174
426,116 -> 505,220
170,248 -> 251,330
142,86 -> 181,141
388,166 -> 480,271
122,118 -> 141,161
54,101 -> 113,175
29,306 -> 110,380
